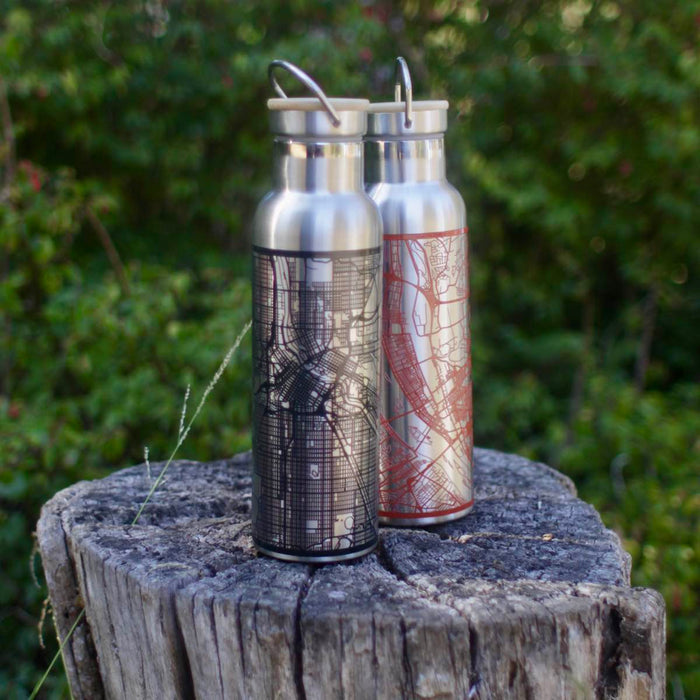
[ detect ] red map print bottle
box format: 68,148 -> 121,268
366,58 -> 473,525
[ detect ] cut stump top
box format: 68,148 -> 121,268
38,448 -> 665,700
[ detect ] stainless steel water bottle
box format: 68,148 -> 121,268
366,58 -> 473,526
251,61 -> 382,562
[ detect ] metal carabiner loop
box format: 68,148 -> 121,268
393,56 -> 413,128
268,60 -> 341,127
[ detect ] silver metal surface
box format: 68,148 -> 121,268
254,141 -> 379,252
268,99 -> 369,140
379,503 -> 473,528
367,90 -> 473,525
252,86 -> 382,562
254,542 -> 377,564
367,103 -> 448,138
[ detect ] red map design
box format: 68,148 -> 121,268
379,228 -> 473,519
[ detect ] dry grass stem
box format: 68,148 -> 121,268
37,596 -> 51,650
132,319 -> 251,525
29,609 -> 85,700
29,534 -> 41,589
178,383 -> 191,440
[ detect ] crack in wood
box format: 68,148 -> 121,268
596,608 -> 623,699
468,625 -> 480,696
294,570 -> 312,700
234,591 -> 247,680
399,617 -> 415,698
172,595 -> 195,699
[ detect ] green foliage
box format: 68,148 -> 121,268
1,257 -> 252,697
1,0 -> 383,259
560,381 -> 700,686
1,0 -> 698,696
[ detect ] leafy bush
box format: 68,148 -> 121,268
1,0 -> 698,696
1,258 -> 252,696
560,381 -> 700,687
0,137 -> 252,699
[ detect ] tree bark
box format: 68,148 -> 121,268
37,449 -> 665,699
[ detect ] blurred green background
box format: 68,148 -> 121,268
1,0 -> 698,697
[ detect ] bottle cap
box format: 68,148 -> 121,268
367,57 -> 448,138
267,61 -> 368,139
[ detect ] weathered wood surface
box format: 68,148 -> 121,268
37,449 -> 665,699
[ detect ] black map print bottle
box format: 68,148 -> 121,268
251,62 -> 382,562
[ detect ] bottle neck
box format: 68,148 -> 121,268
366,136 -> 446,184
273,139 -> 364,192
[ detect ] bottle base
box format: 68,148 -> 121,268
254,540 -> 378,564
378,501 -> 474,527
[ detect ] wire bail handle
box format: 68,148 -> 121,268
268,60 -> 341,127
393,56 -> 414,128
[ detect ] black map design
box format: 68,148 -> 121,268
252,246 -> 381,559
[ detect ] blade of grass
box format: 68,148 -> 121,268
29,609 -> 85,700
131,320 -> 251,524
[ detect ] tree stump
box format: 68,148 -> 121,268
37,449 -> 665,699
